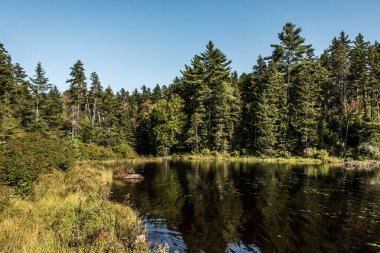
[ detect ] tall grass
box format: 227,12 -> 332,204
0,165 -> 155,253
169,154 -> 342,164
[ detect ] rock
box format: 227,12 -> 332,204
124,174 -> 144,179
125,168 -> 136,174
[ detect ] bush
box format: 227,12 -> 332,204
0,133 -> 75,195
72,141 -> 116,160
303,147 -> 329,160
113,142 -> 136,159
201,148 -> 211,156
240,149 -> 249,156
314,149 -> 329,160
210,150 -> 220,157
232,150 -> 240,157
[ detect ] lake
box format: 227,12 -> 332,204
110,160 -> 380,253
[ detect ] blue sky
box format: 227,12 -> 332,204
1,0 -> 379,92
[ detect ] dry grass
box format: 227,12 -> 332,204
0,165 -> 157,253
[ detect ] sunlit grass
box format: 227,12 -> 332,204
170,154 -> 342,164
0,165 -> 156,253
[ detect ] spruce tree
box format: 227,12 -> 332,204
13,63 -> 33,129
269,23 -> 313,85
66,60 -> 87,139
88,72 -> 103,126
290,60 -> 321,151
43,86 -> 63,129
368,41 -> 380,121
328,32 -> 352,154
181,56 -> 207,152
0,43 -> 19,140
30,62 -> 51,122
350,34 -> 370,120
152,84 -> 162,103
200,41 -> 238,153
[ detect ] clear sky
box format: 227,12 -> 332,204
1,0 -> 379,92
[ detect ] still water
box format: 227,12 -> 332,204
110,160 -> 380,253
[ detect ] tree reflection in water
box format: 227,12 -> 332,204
110,161 -> 380,253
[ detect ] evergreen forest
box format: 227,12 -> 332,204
1,23 -> 380,160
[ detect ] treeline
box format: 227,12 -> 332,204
1,23 -> 380,159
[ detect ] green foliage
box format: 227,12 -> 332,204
201,148 -> 211,156
143,95 -> 185,156
1,24 -> 380,159
113,142 -> 136,159
231,150 -> 240,157
303,147 -> 329,160
71,141 -> 115,160
0,133 -> 75,195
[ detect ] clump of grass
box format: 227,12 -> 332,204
0,165 -> 154,253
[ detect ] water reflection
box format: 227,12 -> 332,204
110,161 -> 380,253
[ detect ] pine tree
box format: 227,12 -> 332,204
30,62 -> 51,122
66,60 -> 87,139
43,86 -> 63,129
236,72 -> 254,151
0,43 -> 14,99
152,84 -> 162,103
328,32 -> 352,154
181,55 -> 207,152
350,34 -> 370,120
290,60 -> 321,151
0,43 -> 19,140
116,89 -> 136,148
13,63 -> 33,129
368,41 -> 380,121
88,72 -> 103,126
250,62 -> 287,155
200,41 -> 238,153
95,86 -> 118,147
269,23 -> 313,86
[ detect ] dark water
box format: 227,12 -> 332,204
110,160 -> 380,253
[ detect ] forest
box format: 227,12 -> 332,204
1,22 -> 380,160
1,21 -> 380,252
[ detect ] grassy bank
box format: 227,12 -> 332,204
167,154 -> 342,164
85,155 -> 342,165
0,164 -> 159,253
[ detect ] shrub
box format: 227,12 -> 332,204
303,147 -> 329,160
232,150 -> 240,157
113,142 -> 136,159
303,148 -> 315,158
0,133 -> 75,195
72,141 -> 116,160
211,150 -> 220,157
314,149 -> 329,160
201,148 -> 211,156
240,149 -> 248,156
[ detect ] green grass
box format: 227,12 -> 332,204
168,154 -> 343,165
0,164 -> 161,253
83,154 -> 344,165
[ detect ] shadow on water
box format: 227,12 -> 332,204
109,160 -> 380,253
